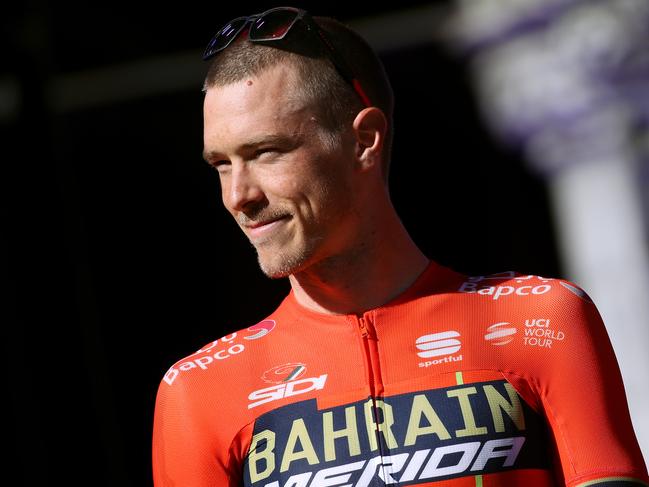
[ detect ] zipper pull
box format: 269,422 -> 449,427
359,317 -> 369,337
358,316 -> 377,340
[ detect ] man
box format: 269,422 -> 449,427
152,7 -> 648,487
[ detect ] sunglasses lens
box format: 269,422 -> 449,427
250,9 -> 299,41
204,17 -> 248,58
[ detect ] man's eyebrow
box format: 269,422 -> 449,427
202,149 -> 221,163
202,134 -> 299,162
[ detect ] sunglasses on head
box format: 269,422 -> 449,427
202,7 -> 371,107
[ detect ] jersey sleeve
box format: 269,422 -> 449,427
152,371 -> 240,487
527,280 -> 648,486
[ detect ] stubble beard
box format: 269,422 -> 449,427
245,166 -> 352,279
237,206 -> 304,278
254,235 -> 319,279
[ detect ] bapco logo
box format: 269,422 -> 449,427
484,322 -> 517,345
163,320 -> 277,386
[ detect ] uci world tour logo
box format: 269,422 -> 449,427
484,322 -> 517,345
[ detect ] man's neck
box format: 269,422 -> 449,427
288,216 -> 429,316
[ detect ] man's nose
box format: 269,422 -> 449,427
224,164 -> 264,212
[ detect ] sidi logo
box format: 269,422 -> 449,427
262,363 -> 307,384
484,322 -> 517,346
416,331 -> 463,367
248,374 -> 328,409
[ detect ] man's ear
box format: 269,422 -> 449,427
352,107 -> 387,172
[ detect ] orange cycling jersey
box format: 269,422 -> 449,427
152,261 -> 649,487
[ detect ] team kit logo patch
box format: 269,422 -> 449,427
416,331 -> 463,367
483,320 -> 566,350
249,364 -> 329,409
484,322 -> 517,346
244,379 -> 549,486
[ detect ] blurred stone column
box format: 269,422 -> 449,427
445,0 -> 649,460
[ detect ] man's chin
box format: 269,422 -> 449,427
258,262 -> 293,279
256,250 -> 307,279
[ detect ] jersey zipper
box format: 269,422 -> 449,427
356,313 -> 391,482
357,314 -> 384,397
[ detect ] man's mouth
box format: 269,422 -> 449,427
243,216 -> 290,240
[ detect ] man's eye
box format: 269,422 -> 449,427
254,148 -> 279,159
209,160 -> 230,172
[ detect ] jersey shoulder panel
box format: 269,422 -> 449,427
159,316 -> 280,388
455,270 -> 556,302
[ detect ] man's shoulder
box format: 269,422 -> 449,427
158,294 -> 297,388
159,316 -> 285,388
450,269 -> 605,349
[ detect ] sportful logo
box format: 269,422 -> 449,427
416,331 -> 463,367
484,322 -> 517,346
416,331 -> 461,357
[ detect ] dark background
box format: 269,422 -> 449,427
3,1 -> 560,485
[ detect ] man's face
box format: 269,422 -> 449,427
203,63 -> 359,278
